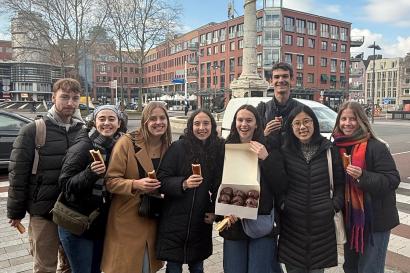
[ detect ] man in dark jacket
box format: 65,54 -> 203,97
256,62 -> 301,149
7,78 -> 84,273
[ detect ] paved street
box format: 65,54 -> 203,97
0,115 -> 409,272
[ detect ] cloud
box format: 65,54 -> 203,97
283,0 -> 341,16
351,28 -> 410,58
364,0 -> 410,27
0,32 -> 10,41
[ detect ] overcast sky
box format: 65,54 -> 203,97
1,0 -> 409,58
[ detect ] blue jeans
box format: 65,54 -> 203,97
166,261 -> 204,273
223,237 -> 282,273
58,227 -> 103,273
285,265 -> 324,273
343,230 -> 390,273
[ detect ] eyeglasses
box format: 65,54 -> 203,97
292,119 -> 313,128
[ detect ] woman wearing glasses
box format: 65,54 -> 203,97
278,105 -> 344,273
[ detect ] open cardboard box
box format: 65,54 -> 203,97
215,143 -> 260,220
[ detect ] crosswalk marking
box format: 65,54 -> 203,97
389,234 -> 410,257
0,181 -> 9,187
399,182 -> 410,190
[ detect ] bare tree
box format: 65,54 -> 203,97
104,0 -> 181,110
1,0 -> 109,79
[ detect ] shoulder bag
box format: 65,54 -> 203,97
327,149 -> 347,245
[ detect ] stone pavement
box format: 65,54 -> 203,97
0,195 -> 402,273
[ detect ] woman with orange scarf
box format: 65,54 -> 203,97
332,101 -> 400,273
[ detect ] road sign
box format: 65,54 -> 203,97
383,98 -> 390,105
2,79 -> 10,92
109,80 -> 117,89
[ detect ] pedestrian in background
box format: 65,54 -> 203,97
101,102 -> 172,273
278,105 -> 344,273
156,109 -> 224,273
58,105 -> 123,273
8,78 -> 84,273
221,104 -> 285,273
332,101 -> 400,273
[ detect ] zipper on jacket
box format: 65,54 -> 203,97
306,161 -> 312,269
183,188 -> 197,263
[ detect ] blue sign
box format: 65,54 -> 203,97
171,78 -> 185,84
383,98 -> 390,105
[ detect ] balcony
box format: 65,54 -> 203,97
188,57 -> 198,65
350,68 -> 363,77
351,36 -> 364,47
187,71 -> 199,78
188,42 -> 199,51
350,52 -> 364,62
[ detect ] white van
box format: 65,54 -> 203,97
221,97 -> 337,139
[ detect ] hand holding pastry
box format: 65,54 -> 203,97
346,165 -> 363,180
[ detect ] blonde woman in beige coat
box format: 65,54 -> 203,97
101,102 -> 172,273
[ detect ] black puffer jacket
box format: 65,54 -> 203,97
7,117 -> 83,219
58,129 -> 118,239
219,148 -> 287,240
279,139 -> 344,269
156,138 -> 224,264
336,138 -> 400,232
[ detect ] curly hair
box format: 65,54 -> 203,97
225,104 -> 265,144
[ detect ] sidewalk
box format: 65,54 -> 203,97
0,198 -> 402,273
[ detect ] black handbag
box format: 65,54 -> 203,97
138,193 -> 163,218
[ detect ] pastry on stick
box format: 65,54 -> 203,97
148,170 -> 157,179
16,222 -> 26,234
89,149 -> 104,166
342,153 -> 351,169
191,164 -> 201,175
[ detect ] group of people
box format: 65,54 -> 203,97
7,62 -> 400,273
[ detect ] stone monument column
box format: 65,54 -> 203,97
230,0 -> 268,98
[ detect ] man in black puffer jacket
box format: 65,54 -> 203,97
7,78 -> 84,273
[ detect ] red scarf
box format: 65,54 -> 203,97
334,133 -> 369,253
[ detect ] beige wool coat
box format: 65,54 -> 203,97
101,131 -> 164,273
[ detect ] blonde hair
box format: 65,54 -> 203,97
140,102 -> 172,148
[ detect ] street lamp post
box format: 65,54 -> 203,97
368,42 -> 381,124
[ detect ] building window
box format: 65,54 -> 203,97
221,44 -> 226,53
330,75 -> 337,88
330,25 -> 339,39
296,55 -> 304,70
341,44 -> 347,53
257,35 -> 262,45
308,38 -> 315,48
220,60 -> 225,73
340,60 -> 346,73
406,78 -> 410,84
229,58 -> 235,72
257,53 -> 262,67
296,72 -> 303,87
404,89 -> 410,95
297,37 -> 304,47
265,13 -> 280,27
285,35 -> 292,45
285,53 -> 292,64
220,28 -> 226,41
308,56 -> 314,66
320,74 -> 328,84
320,23 -> 329,38
207,62 -> 211,74
229,26 -> 236,39
296,19 -> 305,33
340,75 -> 346,88
237,24 -> 244,37
331,59 -> 337,72
340,27 -> 348,41
307,21 -> 316,35
256,17 -> 263,32
307,73 -> 314,83
331,42 -> 337,52
321,57 -> 327,67
230,41 -> 235,51
238,40 -> 243,49
214,46 -> 219,54
321,41 -> 328,50
235,56 -> 242,66
284,17 -> 295,32
207,47 -> 212,56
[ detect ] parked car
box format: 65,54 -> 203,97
221,97 -> 338,139
0,110 -> 32,169
79,104 -> 95,111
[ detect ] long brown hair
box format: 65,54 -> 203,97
140,102 -> 172,148
332,101 -> 377,138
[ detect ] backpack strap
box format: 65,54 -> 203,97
32,118 -> 46,175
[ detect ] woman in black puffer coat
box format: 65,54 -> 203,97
279,105 -> 344,273
58,105 -> 123,273
156,109 -> 224,273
